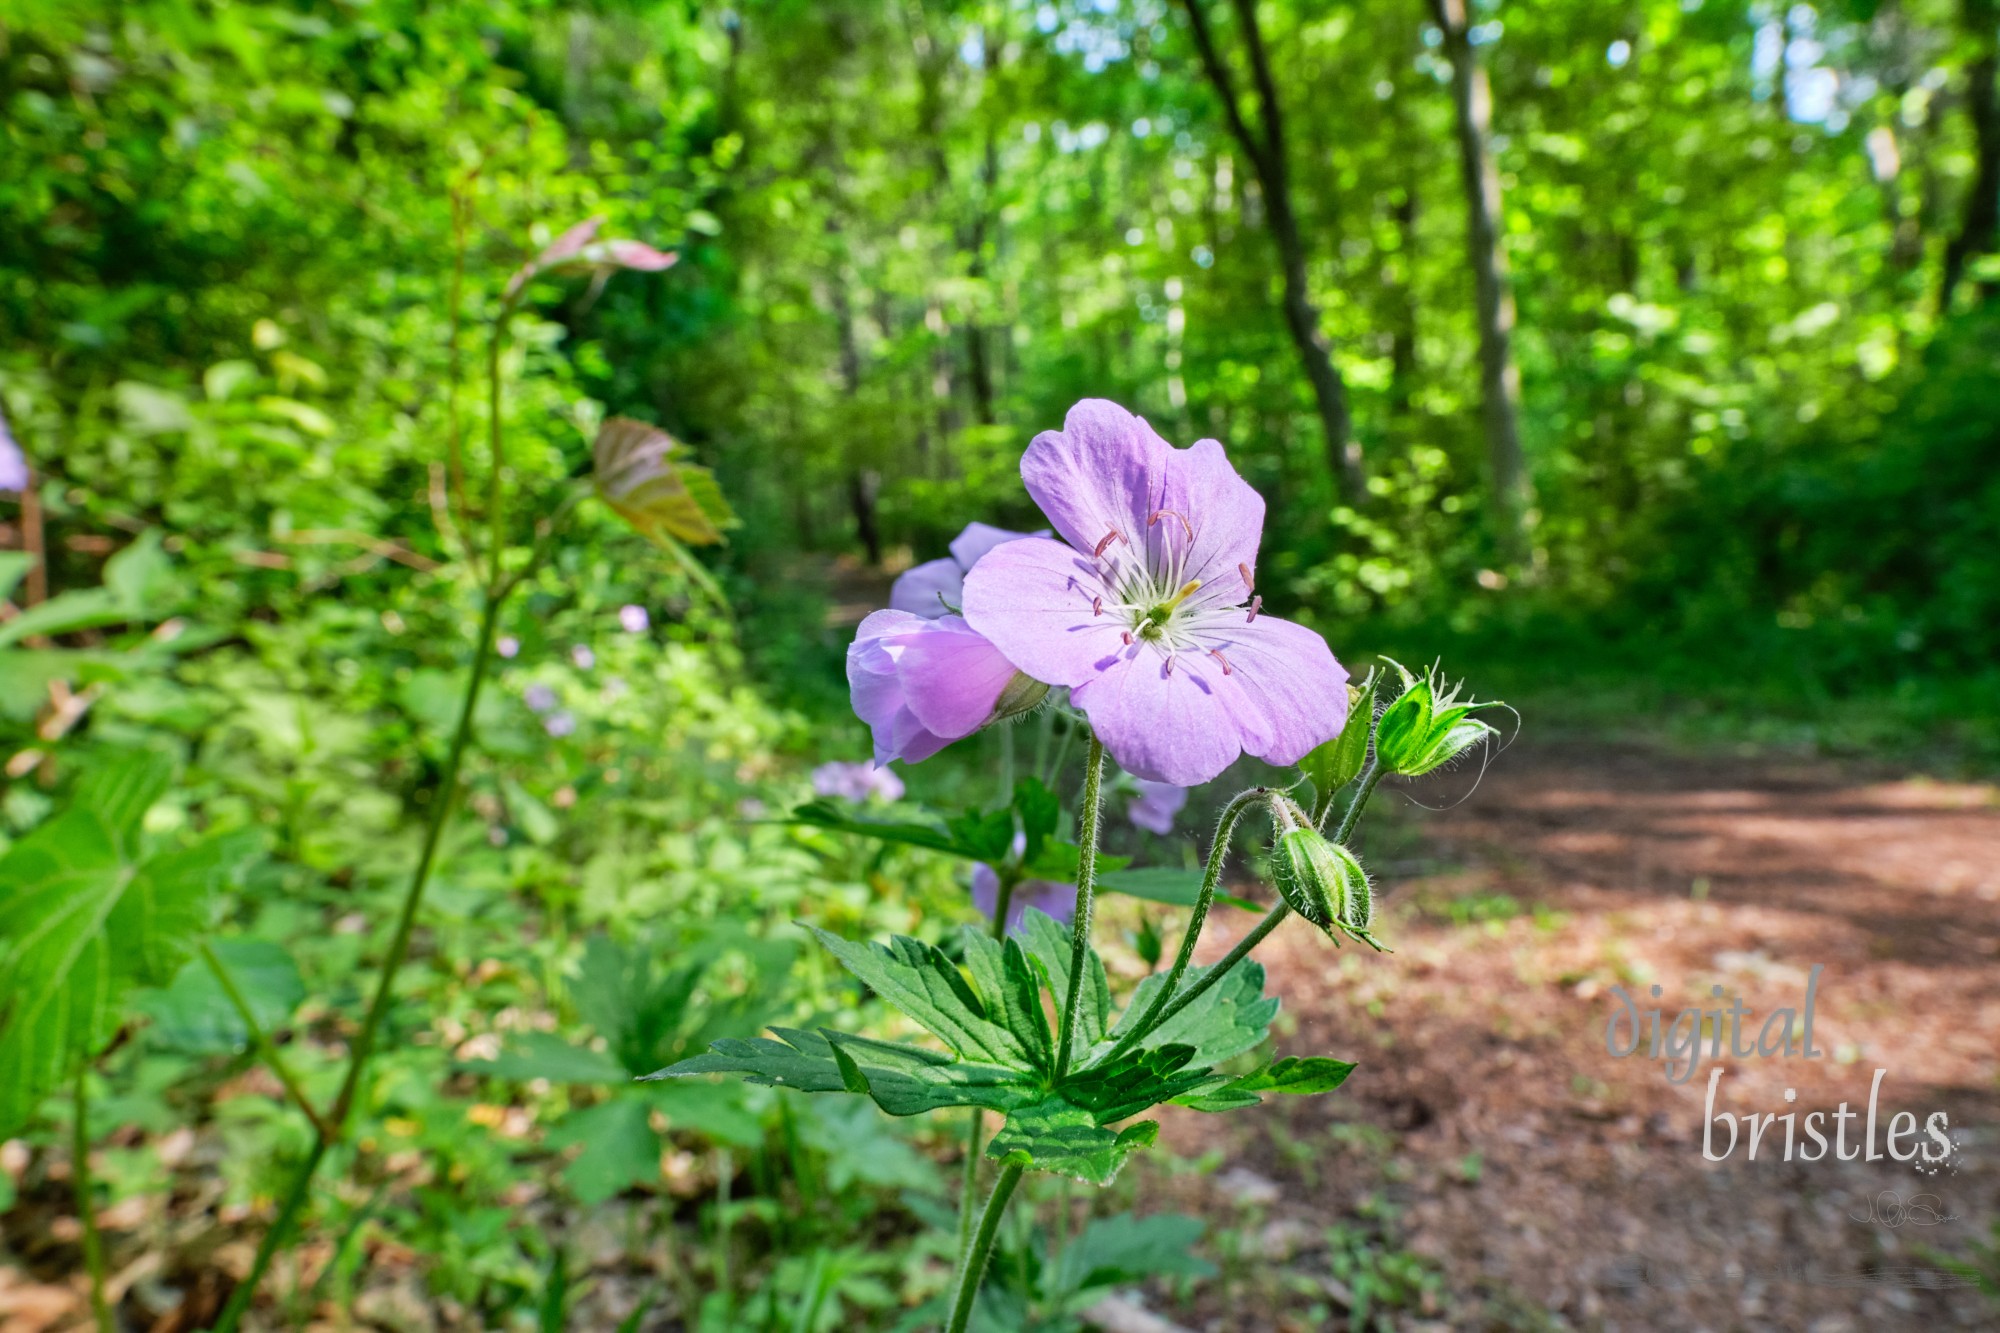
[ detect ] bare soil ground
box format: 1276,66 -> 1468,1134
1145,739 -> 2000,1332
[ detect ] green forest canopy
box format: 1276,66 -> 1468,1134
3,0 -> 1997,689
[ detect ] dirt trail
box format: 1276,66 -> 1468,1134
1150,740 -> 2000,1332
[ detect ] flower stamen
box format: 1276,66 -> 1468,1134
1092,596 -> 1103,616
1238,562 -> 1255,593
1245,595 -> 1263,622
1093,528 -> 1126,557
1148,509 -> 1195,543
1210,648 -> 1233,675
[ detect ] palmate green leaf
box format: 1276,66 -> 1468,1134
140,938 -> 305,1056
1061,1043 -> 1219,1123
460,1031 -> 630,1085
1171,1056 -> 1358,1112
788,800 -> 964,856
1014,908 -> 1107,1061
1011,777 -> 1059,864
546,1097 -> 658,1204
805,925 -> 1026,1067
1103,957 -> 1278,1068
823,1032 -> 1038,1116
1046,1212 -> 1215,1304
0,752 -> 258,1135
956,928 -> 1053,1073
1025,839 -> 1131,882
1096,866 -> 1260,912
645,1025 -> 1036,1118
642,1026 -> 849,1094
985,1096 -> 1160,1185
946,806 -> 1015,862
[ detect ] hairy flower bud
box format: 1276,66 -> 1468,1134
1269,797 -> 1386,951
1373,660 -> 1500,778
987,670 -> 1050,726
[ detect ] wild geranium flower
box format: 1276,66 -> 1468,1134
847,611 -> 1044,766
497,636 -> 521,659
848,525 -> 1049,765
811,760 -> 906,804
963,399 -> 1347,786
890,522 -> 1042,619
523,683 -> 558,714
970,862 -> 1077,937
571,645 -> 595,670
1127,779 -> 1188,836
545,710 -> 577,738
618,604 -> 650,633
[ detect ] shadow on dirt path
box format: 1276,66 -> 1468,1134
1144,740 -> 2000,1332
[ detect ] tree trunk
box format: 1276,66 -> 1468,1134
1941,0 -> 2000,307
1178,0 -> 1365,503
1430,0 -> 1530,559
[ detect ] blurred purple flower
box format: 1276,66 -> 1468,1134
601,675 -> 628,704
544,710 -> 577,738
846,610 -> 1026,766
618,604 -> 650,633
890,521 -> 1044,620
497,636 -> 521,659
962,399 -> 1348,786
524,683 -> 558,714
971,862 -> 1077,938
1127,780 -> 1188,836
571,645 -> 595,670
0,405 -> 25,492
811,760 -> 905,804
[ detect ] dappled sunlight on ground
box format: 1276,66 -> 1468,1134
1142,742 -> 1999,1330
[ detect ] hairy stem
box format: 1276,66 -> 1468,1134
1093,786 -> 1269,1068
956,868 -> 1019,1260
200,940 -> 329,1139
73,1068 -> 111,1333
1052,735 -> 1107,1083
1121,762 -> 1389,1045
944,1160 -> 1025,1333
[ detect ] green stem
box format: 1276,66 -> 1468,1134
1117,762 -> 1390,1048
1331,760 -> 1385,847
1091,786 -> 1268,1069
955,1109 -> 983,1261
1052,735 -> 1106,1083
200,941 -> 329,1139
484,300 -> 511,588
212,585 -> 509,1333
956,868 -> 1019,1262
944,1160 -> 1025,1333
73,1067 -> 111,1333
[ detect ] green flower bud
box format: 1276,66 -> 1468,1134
1268,798 -> 1388,951
1298,670 -> 1377,812
1373,659 -> 1501,778
986,671 -> 1051,726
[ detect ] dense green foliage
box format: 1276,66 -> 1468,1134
1,0 -> 1996,1327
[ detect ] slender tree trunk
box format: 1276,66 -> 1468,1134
1941,0 -> 2000,307
964,135 -> 1000,426
1178,0 -> 1365,502
1431,0 -> 1530,559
